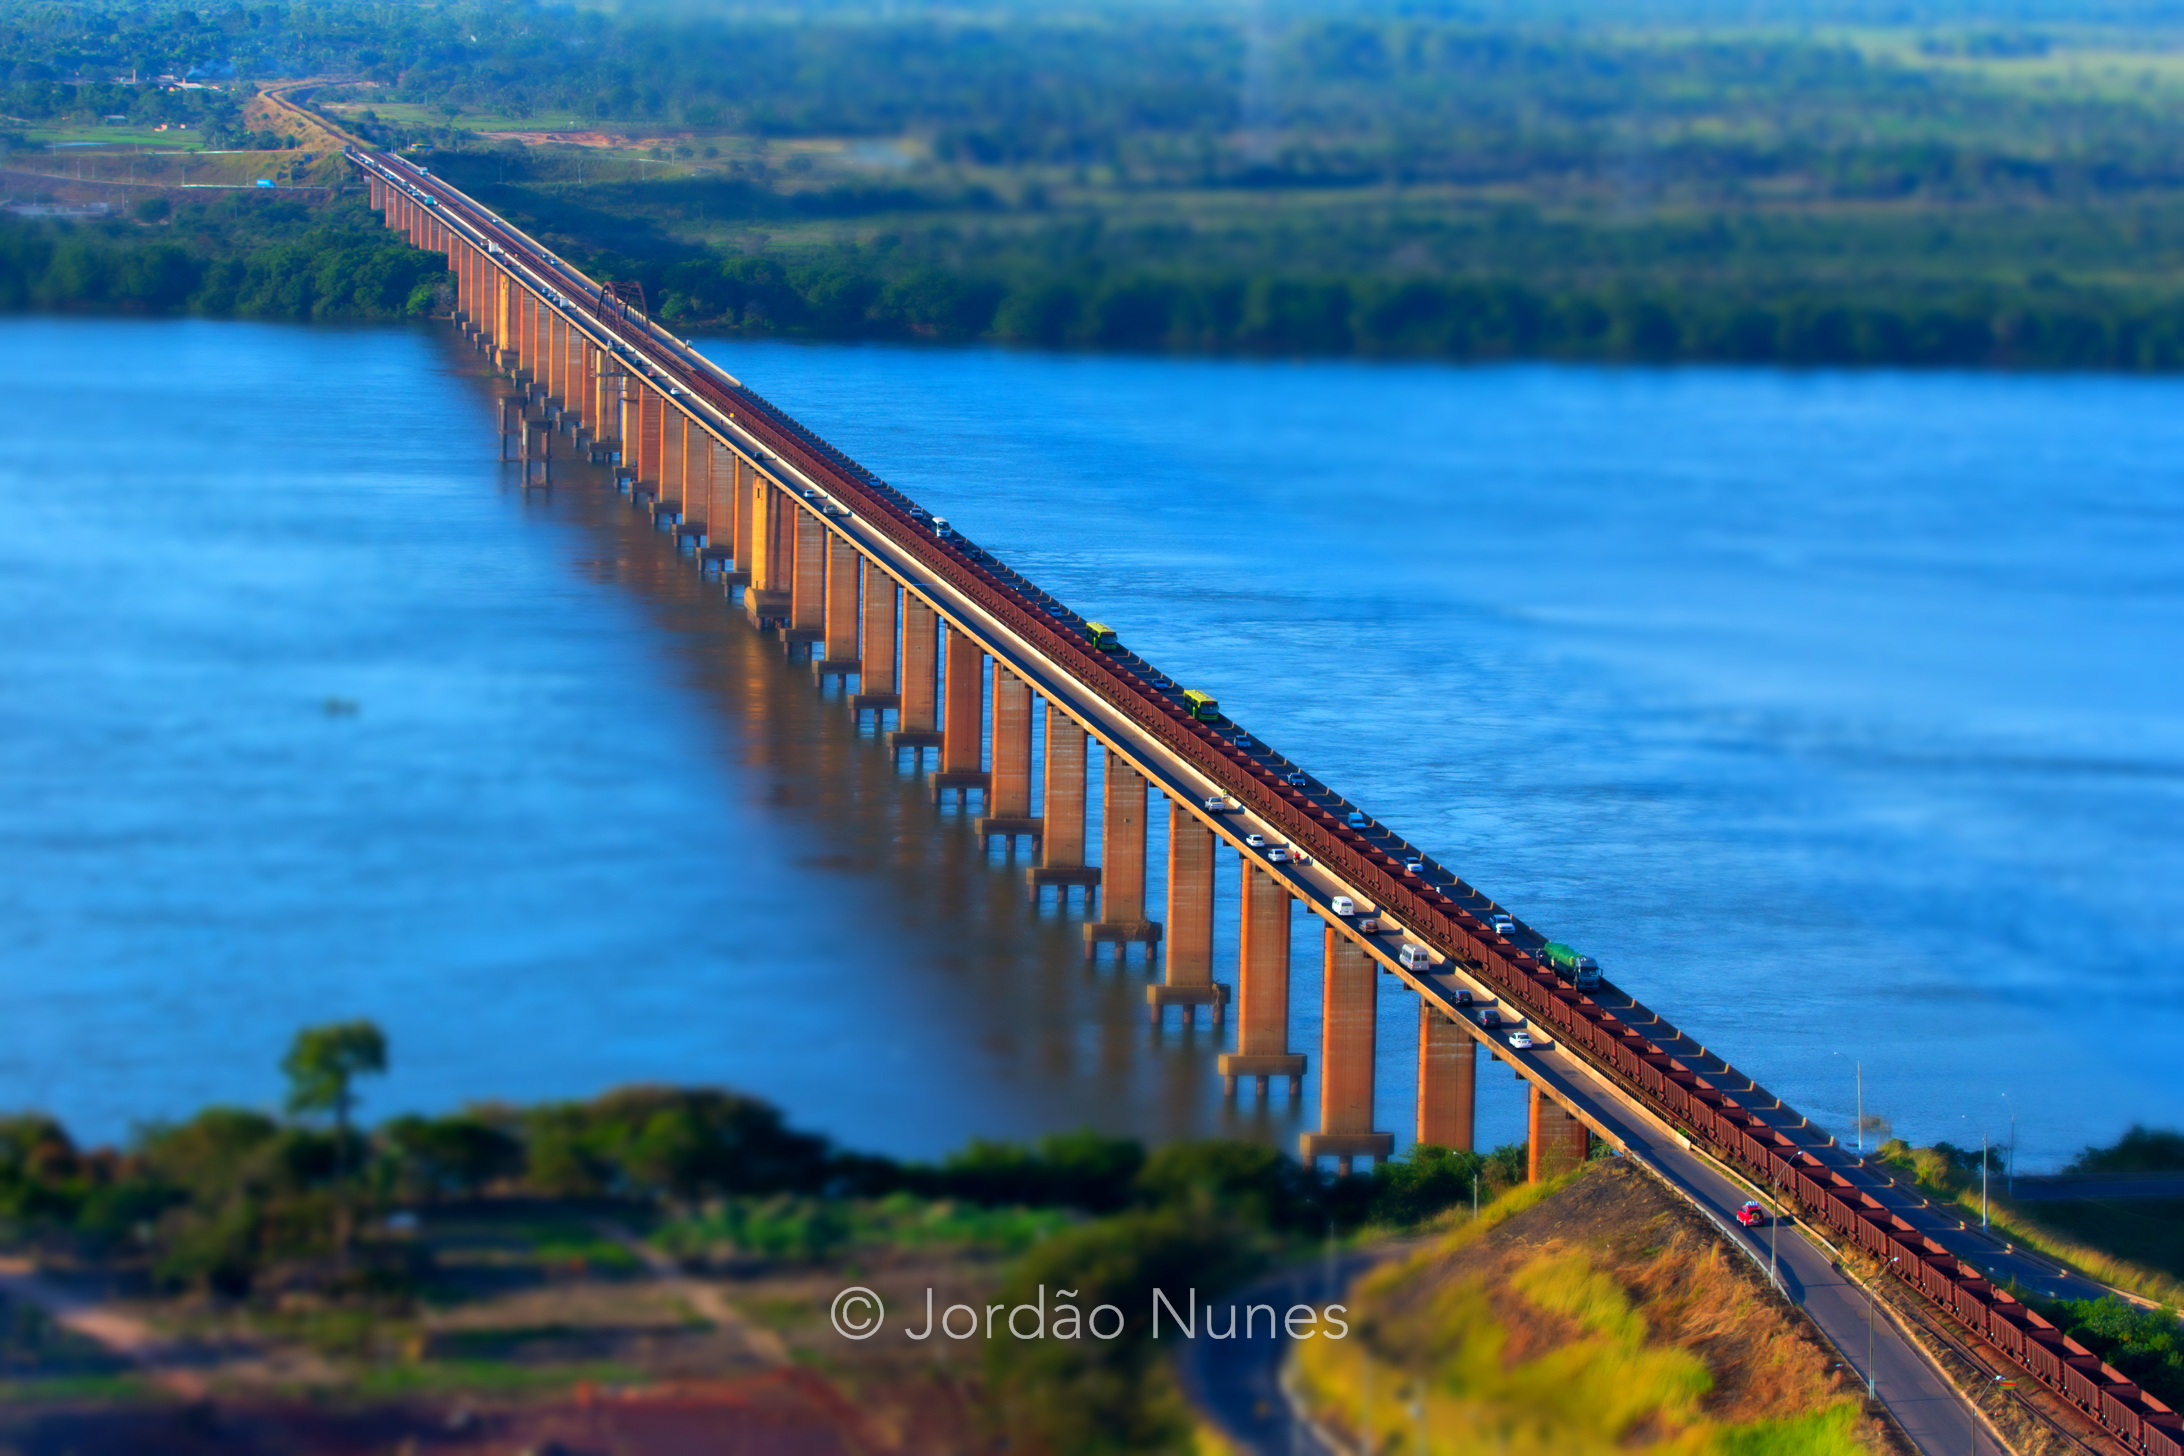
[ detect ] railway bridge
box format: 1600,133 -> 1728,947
322,124 -> 2166,1456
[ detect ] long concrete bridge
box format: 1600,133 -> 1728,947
299,104 -> 2169,1456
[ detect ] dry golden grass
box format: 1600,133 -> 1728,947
1295,1161 -> 1899,1456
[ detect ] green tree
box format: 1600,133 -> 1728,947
280,1019 -> 387,1249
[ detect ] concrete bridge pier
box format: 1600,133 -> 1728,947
589,352 -> 622,464
699,445 -> 742,586
1416,1005 -> 1477,1152
743,481 -> 791,628
1084,755 -> 1160,960
1149,804 -> 1225,1027
636,383 -> 665,507
562,333 -> 590,440
1302,929 -> 1393,1174
813,535 -> 861,687
1220,866 -> 1305,1100
851,559 -> 900,722
889,596 -> 942,763
782,507 -> 827,657
933,628 -> 990,804
710,451 -> 749,590
1529,1084 -> 1593,1181
652,411 -> 686,526
977,668 -> 1041,849
1027,706 -> 1098,905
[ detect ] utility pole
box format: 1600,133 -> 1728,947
1870,1254 -> 1898,1401
1981,1133 -> 1989,1229
1857,1061 -> 1864,1154
1769,1166 -> 1780,1291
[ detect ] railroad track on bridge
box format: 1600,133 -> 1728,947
266,83 -> 2175,1456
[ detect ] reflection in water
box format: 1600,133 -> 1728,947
561,458 -> 1528,1157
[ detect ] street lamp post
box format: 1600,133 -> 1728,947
1769,1166 -> 1781,1291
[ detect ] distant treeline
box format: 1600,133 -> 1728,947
634,250 -> 2184,369
9,200 -> 2184,371
606,228 -> 2184,369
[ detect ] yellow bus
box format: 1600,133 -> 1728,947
1182,690 -> 1220,721
1084,621 -> 1122,652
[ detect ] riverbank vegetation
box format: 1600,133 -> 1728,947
6,1038 -> 2177,1451
0,179 -> 447,319
11,2 -> 2184,367
0,1020 -> 1535,1452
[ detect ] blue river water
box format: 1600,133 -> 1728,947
1,317 -> 2178,1170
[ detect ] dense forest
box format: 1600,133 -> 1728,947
7,0 -> 2184,366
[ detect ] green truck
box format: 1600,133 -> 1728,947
1542,942 -> 1602,991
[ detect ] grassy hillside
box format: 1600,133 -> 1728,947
1295,1160 -> 1900,1456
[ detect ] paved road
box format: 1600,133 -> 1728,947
1182,1252 -> 1381,1456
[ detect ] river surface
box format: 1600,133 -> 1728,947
1,317 -> 2178,1170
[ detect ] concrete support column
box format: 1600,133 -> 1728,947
978,668 -> 1037,843
853,559 -> 898,715
1528,1085 -> 1592,1182
724,452 -> 754,584
894,595 -> 940,750
935,627 -> 989,800
1149,806 -> 1223,1025
818,534 -> 860,677
615,377 -> 634,474
703,440 -> 734,549
1086,754 -> 1158,955
1303,930 -> 1393,1173
1028,707 -> 1095,899
1417,1006 -> 1477,1152
745,477 -> 792,625
569,325 -> 589,431
673,412 -> 694,516
788,507 -> 827,645
553,315 -> 569,410
593,350 -> 619,449
494,272 -> 512,360
639,384 -> 664,491
541,311 -> 557,401
549,312 -> 565,411
1221,866 -> 1305,1098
